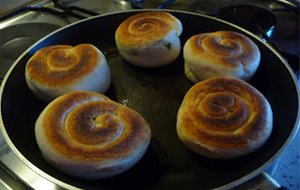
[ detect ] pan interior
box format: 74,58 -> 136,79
0,11 -> 298,189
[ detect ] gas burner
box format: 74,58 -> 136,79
217,4 -> 276,37
0,23 -> 60,81
216,3 -> 299,75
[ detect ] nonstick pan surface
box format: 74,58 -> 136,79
0,10 -> 299,190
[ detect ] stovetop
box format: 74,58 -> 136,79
0,0 -> 299,189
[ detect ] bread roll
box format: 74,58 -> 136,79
25,44 -> 111,102
176,77 -> 273,159
183,31 -> 261,82
115,11 -> 182,68
35,91 -> 151,179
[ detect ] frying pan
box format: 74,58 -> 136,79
0,10 -> 299,190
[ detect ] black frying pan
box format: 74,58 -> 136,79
0,10 -> 299,190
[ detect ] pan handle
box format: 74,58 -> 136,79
233,172 -> 286,190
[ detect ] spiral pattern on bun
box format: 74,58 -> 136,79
25,44 -> 111,102
115,11 -> 183,68
183,31 -> 260,82
35,91 -> 151,179
176,77 -> 273,159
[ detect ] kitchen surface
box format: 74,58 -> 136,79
0,0 -> 34,15
0,0 -> 299,189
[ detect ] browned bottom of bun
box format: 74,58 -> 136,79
177,77 -> 273,159
183,31 -> 261,82
35,91 -> 151,179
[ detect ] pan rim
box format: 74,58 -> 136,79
0,9 -> 299,190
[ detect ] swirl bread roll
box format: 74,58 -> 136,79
176,77 -> 273,159
183,31 -> 261,82
115,11 -> 183,68
25,44 -> 111,102
35,91 -> 151,179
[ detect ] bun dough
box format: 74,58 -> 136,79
115,11 -> 183,68
35,91 -> 151,179
176,77 -> 273,159
183,31 -> 261,82
25,44 -> 111,102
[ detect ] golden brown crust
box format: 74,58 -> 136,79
38,91 -> 151,161
187,31 -> 258,67
177,77 -> 273,159
183,31 -> 261,81
115,11 -> 182,46
26,44 -> 102,86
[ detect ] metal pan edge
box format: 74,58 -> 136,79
0,9 -> 299,190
